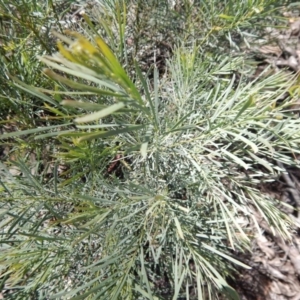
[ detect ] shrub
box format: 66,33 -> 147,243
1,0 -> 299,299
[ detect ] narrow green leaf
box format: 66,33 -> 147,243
11,159 -> 44,191
77,194 -> 118,205
234,96 -> 255,121
44,69 -> 126,98
39,56 -> 123,92
219,203 -> 234,249
201,243 -> 250,268
51,30 -> 74,45
0,123 -> 71,139
173,247 -> 185,300
9,75 -> 58,106
211,76 -> 236,122
216,192 -> 249,244
82,14 -> 99,35
19,233 -> 69,242
61,100 -> 106,110
221,148 -> 250,169
75,102 -> 125,123
222,284 -> 241,300
54,275 -> 109,300
168,110 -> 195,132
43,102 -> 68,117
140,142 -> 148,160
140,247 -> 154,300
6,206 -> 31,235
153,66 -> 159,127
221,129 -> 259,153
247,151 -> 274,173
174,217 -> 184,240
78,125 -> 144,142
134,61 -> 152,118
76,123 -> 122,129
35,129 -> 75,140
257,135 -> 275,154
135,284 -> 156,300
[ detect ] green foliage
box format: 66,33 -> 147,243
0,0 -> 59,107
1,0 -> 299,299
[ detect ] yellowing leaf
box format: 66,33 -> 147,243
95,36 -> 132,86
57,41 -> 77,62
95,36 -> 121,69
73,37 -> 98,55
219,14 -> 234,20
43,102 -> 67,117
212,26 -> 223,31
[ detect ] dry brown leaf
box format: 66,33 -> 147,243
8,165 -> 21,176
259,45 -> 282,56
288,246 -> 300,276
256,235 -> 276,259
290,20 -> 300,36
273,280 -> 297,297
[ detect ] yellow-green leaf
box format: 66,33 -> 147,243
57,41 -> 77,63
95,36 -> 121,70
219,14 -> 234,20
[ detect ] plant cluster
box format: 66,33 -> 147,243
0,0 -> 299,299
